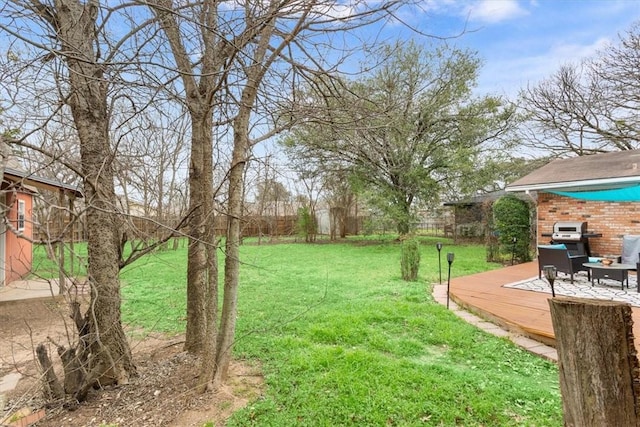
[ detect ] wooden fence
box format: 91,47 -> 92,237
35,213 -> 452,243
35,214 -> 301,242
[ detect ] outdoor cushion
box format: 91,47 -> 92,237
621,235 -> 640,264
538,244 -> 567,250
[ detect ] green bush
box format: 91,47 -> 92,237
296,206 -> 317,242
492,195 -> 532,262
400,237 -> 420,281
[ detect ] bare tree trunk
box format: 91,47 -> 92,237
53,0 -> 135,387
184,117 -> 213,354
214,2 -> 280,383
152,0 -> 221,355
0,135 -> 8,188
214,131 -> 246,386
340,208 -> 347,238
330,207 -> 337,241
341,194 -> 353,238
0,135 -> 9,260
192,111 -> 219,388
68,195 -> 76,276
79,110 -> 134,387
57,189 -> 66,295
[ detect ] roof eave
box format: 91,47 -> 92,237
506,176 -> 640,193
4,167 -> 84,198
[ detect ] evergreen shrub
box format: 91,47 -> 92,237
401,237 -> 420,281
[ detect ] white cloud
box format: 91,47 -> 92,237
477,37 -> 613,98
466,0 -> 529,23
548,37 -> 611,63
410,0 -> 637,98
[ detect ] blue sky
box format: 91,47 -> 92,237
397,0 -> 640,98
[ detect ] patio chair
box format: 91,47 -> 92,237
537,244 -> 590,284
621,236 -> 640,288
621,235 -> 640,265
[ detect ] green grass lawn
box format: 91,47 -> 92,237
37,236 -> 563,425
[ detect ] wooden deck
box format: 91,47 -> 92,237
449,261 -> 640,349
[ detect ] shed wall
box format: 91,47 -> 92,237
5,191 -> 33,283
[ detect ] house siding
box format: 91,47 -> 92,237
537,192 -> 640,257
5,191 -> 33,284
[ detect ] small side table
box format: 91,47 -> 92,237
583,263 -> 636,291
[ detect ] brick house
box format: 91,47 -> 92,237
1,164 -> 82,286
505,150 -> 640,257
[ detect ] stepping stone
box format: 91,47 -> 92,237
0,372 -> 22,393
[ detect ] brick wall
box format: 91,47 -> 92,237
537,192 -> 640,257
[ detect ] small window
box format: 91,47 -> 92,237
17,199 -> 25,231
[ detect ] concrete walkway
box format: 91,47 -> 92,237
432,283 -> 558,362
1,277 -> 87,424
0,278 -> 87,302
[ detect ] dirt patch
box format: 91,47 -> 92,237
1,297 -> 264,427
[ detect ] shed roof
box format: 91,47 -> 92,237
506,149 -> 640,193
3,165 -> 83,198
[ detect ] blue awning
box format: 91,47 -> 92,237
549,184 -> 640,201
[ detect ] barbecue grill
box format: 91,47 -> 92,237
549,221 -> 599,256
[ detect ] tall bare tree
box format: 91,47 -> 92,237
150,0 -> 411,389
519,23 -> 640,156
150,0 -> 246,361
1,0 -> 136,394
217,2 -> 283,384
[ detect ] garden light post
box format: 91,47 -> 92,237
543,265 -> 557,297
436,242 -> 443,285
446,252 -> 455,309
511,237 -> 517,265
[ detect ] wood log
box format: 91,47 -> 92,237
69,301 -> 88,336
35,344 -> 64,400
57,346 -> 86,397
549,297 -> 640,426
